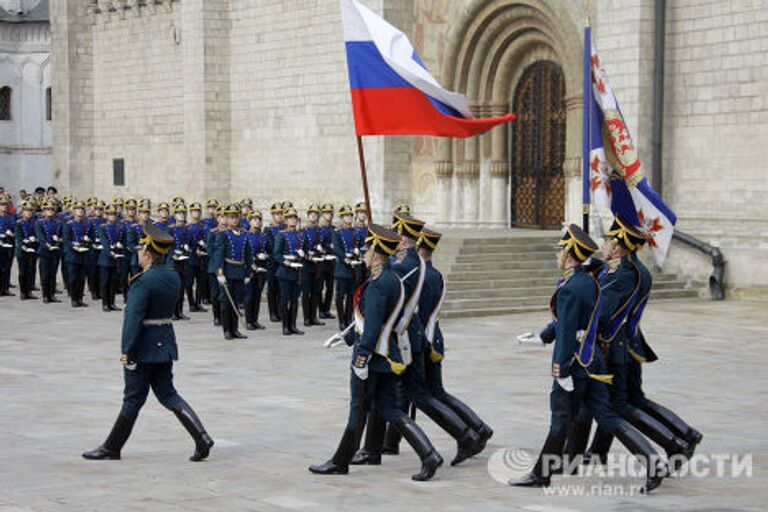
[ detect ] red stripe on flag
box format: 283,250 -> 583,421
350,88 -> 515,138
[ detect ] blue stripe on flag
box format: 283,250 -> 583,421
636,179 -> 677,224
345,41 -> 465,118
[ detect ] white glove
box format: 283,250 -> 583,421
297,249 -> 305,258
29,236 -> 36,242
353,365 -> 368,380
316,244 -> 323,252
115,242 -> 123,249
217,274 -> 226,285
84,235 -> 91,242
53,235 -> 60,242
198,240 -> 206,247
183,244 -> 190,252
22,238 -> 30,244
556,376 -> 574,392
244,277 -> 251,285
257,252 -> 267,260
517,332 -> 544,345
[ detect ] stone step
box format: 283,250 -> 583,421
459,243 -> 555,255
442,295 -> 552,312
458,236 -> 558,246
442,305 -> 546,319
454,251 -> 553,263
445,276 -> 557,290
447,269 -> 560,281
451,260 -> 563,272
444,280 -> 692,301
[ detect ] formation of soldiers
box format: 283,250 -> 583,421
0,192 -> 372,341
0,190 -> 703,492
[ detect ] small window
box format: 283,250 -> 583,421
45,87 -> 52,121
113,159 -> 125,186
0,87 -> 11,121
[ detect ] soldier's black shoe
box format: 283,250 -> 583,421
290,304 -> 305,335
43,295 -> 51,303
510,472 -> 550,487
451,429 -> 483,466
613,422 -> 667,493
349,449 -> 382,465
190,304 -> 207,313
82,413 -> 135,460
309,460 -> 349,475
246,322 -> 258,331
395,416 -> 443,481
82,445 -> 121,460
109,305 -> 122,312
49,295 -> 61,303
172,401 -> 214,462
102,305 -> 111,312
319,311 -> 335,320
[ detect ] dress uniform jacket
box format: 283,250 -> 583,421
122,265 -> 181,363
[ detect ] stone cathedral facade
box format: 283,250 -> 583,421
49,0 -> 767,295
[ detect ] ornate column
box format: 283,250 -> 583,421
563,92 -> 584,226
488,101 -> 510,228
459,102 -> 482,226
434,160 -> 453,227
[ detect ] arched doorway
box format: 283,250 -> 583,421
509,61 -> 566,229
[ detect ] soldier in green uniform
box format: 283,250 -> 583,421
309,224 -> 443,481
511,224 -> 667,493
97,205 -> 125,312
206,206 -> 227,327
265,202 -> 286,322
82,223 -> 214,462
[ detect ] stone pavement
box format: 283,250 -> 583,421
0,294 -> 766,511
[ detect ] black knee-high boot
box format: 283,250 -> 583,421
82,413 -> 136,460
613,421 -> 667,493
441,394 -> 494,449
172,400 -> 214,462
418,397 -> 482,466
642,400 -> 703,450
350,410 -> 386,465
395,416 -> 444,481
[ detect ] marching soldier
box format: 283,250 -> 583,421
511,224 -> 666,493
170,204 -> 192,321
211,204 -> 252,340
86,200 -> 106,301
245,210 -> 269,330
0,195 -> 16,297
63,201 -> 91,307
187,202 -> 208,313
35,200 -> 63,303
417,229 -> 493,449
273,207 -> 304,336
333,205 -> 363,331
300,204 -> 324,328
309,224 -> 444,481
97,205 -> 125,312
206,206 -> 227,327
15,201 -> 38,300
354,213 -> 482,467
82,223 -> 214,462
265,202 -> 286,323
626,262 -> 704,458
318,203 -> 336,320
581,217 -> 694,467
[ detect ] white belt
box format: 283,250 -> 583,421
142,318 -> 173,326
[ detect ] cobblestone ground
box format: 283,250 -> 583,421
0,291 -> 766,511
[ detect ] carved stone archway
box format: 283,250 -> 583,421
433,0 -> 583,228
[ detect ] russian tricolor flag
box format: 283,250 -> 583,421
341,0 -> 515,138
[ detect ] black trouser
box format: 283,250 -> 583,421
99,266 -> 118,307
320,265 -> 335,315
16,253 -> 36,296
0,247 -> 12,293
68,261 -> 87,303
39,255 -> 59,299
120,362 -> 184,420
335,277 -> 355,330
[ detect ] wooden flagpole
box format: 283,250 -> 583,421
356,135 -> 373,226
